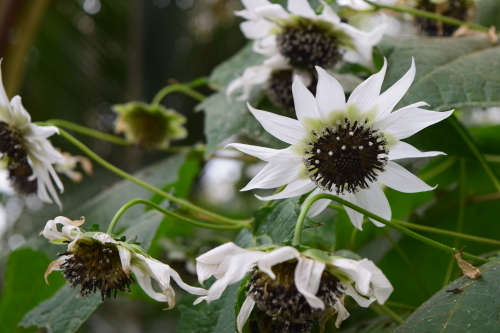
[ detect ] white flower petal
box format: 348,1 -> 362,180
315,66 -> 346,122
341,281 -> 374,307
333,296 -> 350,328
332,258 -> 372,295
336,191 -> 365,230
378,161 -> 435,193
256,178 -> 315,201
9,95 -> 31,128
294,257 -> 325,309
170,269 -> 208,296
388,141 -> 445,161
242,162 -> 302,191
131,265 -> 171,303
293,75 -> 323,125
319,1 -> 341,24
288,0 -> 316,18
247,103 -> 306,144
375,101 -> 428,131
383,108 -> 454,140
358,260 -> 393,303
263,53 -> 290,69
196,242 -> 248,285
45,257 -> 68,284
341,21 -> 386,69
207,251 -> 266,302
240,19 -> 274,39
257,247 -> 301,279
226,144 -> 301,164
92,233 -> 117,244
255,3 -> 289,19
347,59 -> 387,115
237,296 -> 256,333
117,245 -> 132,276
355,184 -> 391,227
227,65 -> 271,101
376,58 -> 416,119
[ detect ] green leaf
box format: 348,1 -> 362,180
394,256 -> 500,332
379,37 -> 500,159
0,249 -> 65,333
16,154 -> 188,333
89,223 -> 100,232
21,286 -> 101,333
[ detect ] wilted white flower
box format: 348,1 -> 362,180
227,0 -> 387,105
195,243 -> 393,331
0,62 -> 64,207
228,59 -> 453,229
43,216 -> 207,307
54,151 -> 93,183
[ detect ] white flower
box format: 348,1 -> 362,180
54,151 -> 93,183
195,243 -> 393,331
337,0 -> 398,10
43,216 -> 207,307
0,62 -> 64,207
228,59 -> 453,229
227,0 -> 386,103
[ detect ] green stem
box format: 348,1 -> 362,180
449,116 -> 500,192
443,159 -> 467,286
370,303 -> 405,324
385,301 -> 417,311
152,78 -> 207,105
47,119 -> 129,146
328,203 -> 500,247
381,228 -> 431,297
298,194 -> 488,263
107,198 -> 245,234
363,0 -> 491,33
55,127 -> 252,226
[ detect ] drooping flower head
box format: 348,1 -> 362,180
228,59 -> 453,229
113,101 -> 187,150
227,0 -> 387,110
195,243 -> 393,331
0,62 -> 64,207
43,216 -> 207,307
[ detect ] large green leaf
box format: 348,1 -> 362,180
0,249 -> 65,333
394,255 -> 500,332
15,154 -> 189,333
379,37 -> 500,160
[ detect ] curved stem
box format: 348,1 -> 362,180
328,203 -> 500,246
47,119 -> 129,146
298,193 -> 488,263
152,78 -> 208,105
363,0 -> 490,33
449,116 -> 500,192
107,198 -> 245,234
55,127 -> 252,226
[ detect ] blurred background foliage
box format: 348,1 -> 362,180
0,0 -> 500,332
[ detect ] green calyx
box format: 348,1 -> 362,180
113,101 -> 187,150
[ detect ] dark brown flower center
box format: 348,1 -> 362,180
248,259 -> 342,332
303,117 -> 388,194
59,240 -> 135,300
276,21 -> 343,69
266,69 -> 317,114
0,121 -> 37,194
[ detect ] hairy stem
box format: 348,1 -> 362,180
449,116 -> 500,192
327,203 -> 500,247
55,127 -> 252,226
107,198 -> 245,234
363,0 -> 490,33
152,78 -> 207,105
297,194 -> 488,263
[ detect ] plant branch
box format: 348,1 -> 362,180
152,78 -> 208,105
363,0 -> 490,33
107,198 -> 245,234
54,127 -> 252,226
449,116 -> 500,192
47,119 -> 129,145
298,194 -> 488,263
